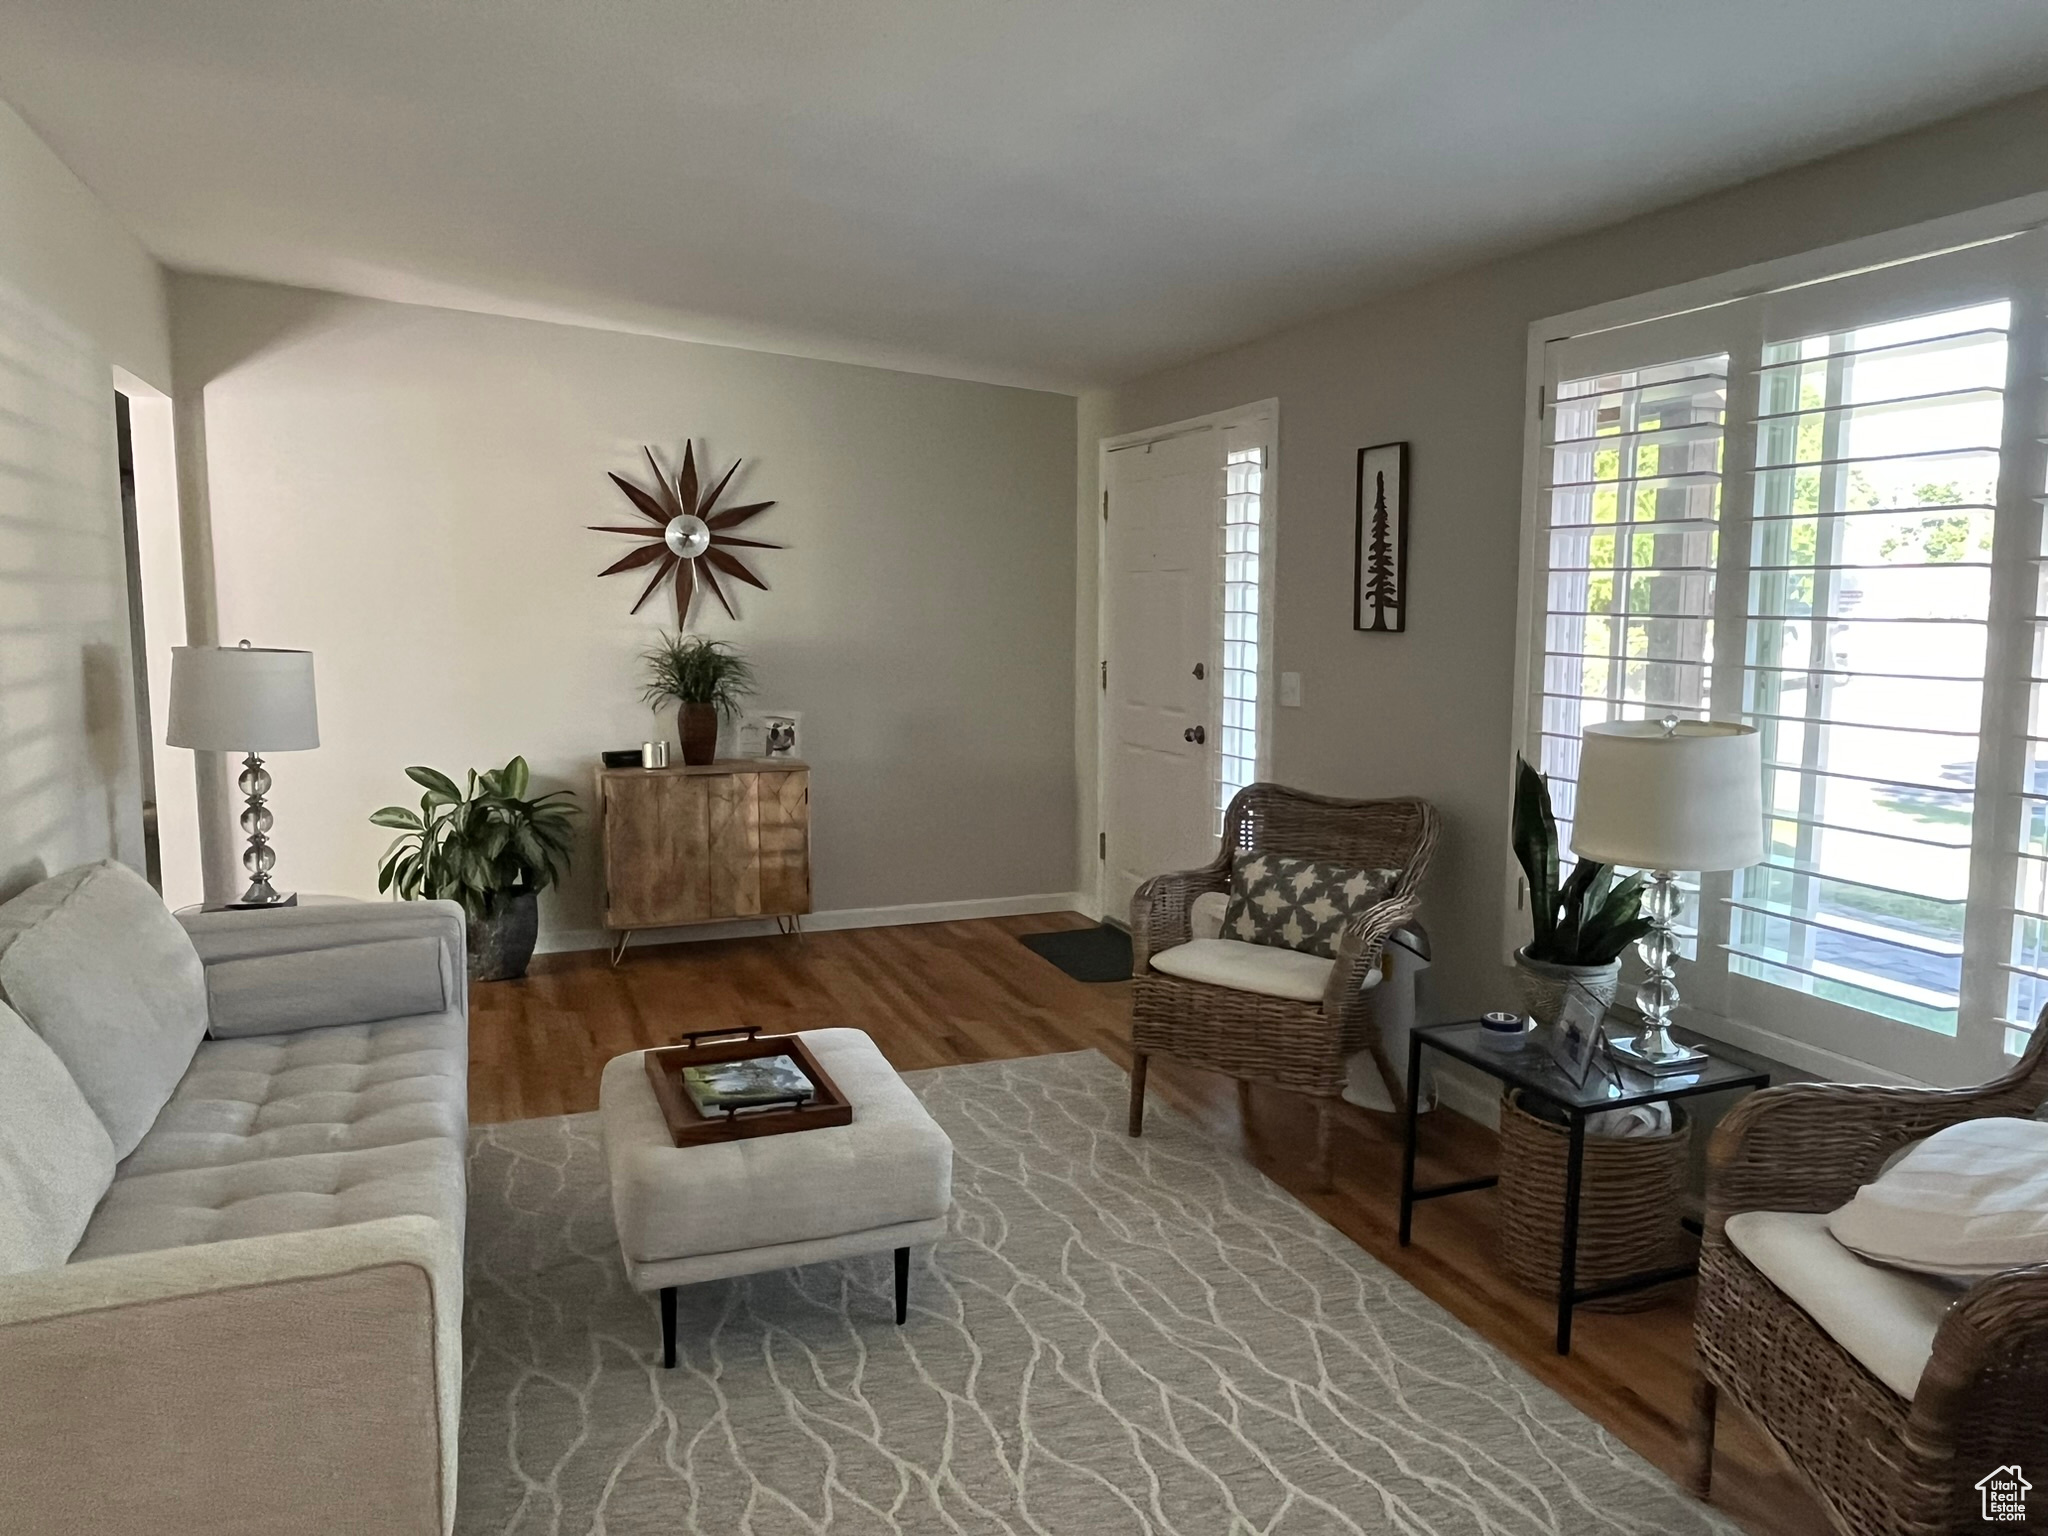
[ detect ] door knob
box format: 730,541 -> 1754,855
1184,726 -> 1206,744
1192,662 -> 1205,680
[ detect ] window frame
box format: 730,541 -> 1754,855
1510,198 -> 2048,1087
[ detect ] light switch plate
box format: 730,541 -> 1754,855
1280,672 -> 1302,707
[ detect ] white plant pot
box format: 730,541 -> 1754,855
1512,946 -> 1621,1029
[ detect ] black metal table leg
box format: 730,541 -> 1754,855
894,1245 -> 910,1325
660,1285 -> 678,1369
1398,1028 -> 1425,1246
1556,1112 -> 1586,1355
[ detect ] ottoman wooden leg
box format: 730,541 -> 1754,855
1127,1052 -> 1149,1137
660,1286 -> 677,1368
894,1246 -> 910,1325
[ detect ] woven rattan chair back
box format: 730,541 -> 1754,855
1222,783 -> 1434,883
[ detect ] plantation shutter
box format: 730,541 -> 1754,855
1531,315 -> 1731,957
1519,230 -> 2048,1084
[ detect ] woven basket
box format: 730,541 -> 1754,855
1497,1090 -> 1692,1311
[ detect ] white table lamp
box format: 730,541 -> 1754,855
1570,716 -> 1764,1071
168,641 -> 320,908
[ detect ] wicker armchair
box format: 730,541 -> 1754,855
1690,1017 -> 2048,1536
1127,783 -> 1439,1187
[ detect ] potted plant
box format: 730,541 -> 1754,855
1511,754 -> 1653,1025
370,756 -> 579,981
640,633 -> 755,765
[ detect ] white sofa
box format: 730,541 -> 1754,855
0,861 -> 469,1536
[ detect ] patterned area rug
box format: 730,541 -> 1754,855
460,1050 -> 1735,1535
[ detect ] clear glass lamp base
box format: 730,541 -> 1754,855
1611,870 -> 1710,1074
217,750 -> 298,911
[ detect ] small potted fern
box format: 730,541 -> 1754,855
640,633 -> 756,765
1512,754 -> 1653,1025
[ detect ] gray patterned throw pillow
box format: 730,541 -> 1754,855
1221,853 -> 1401,959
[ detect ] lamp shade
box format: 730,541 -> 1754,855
1569,719 -> 1763,873
167,645 -> 319,752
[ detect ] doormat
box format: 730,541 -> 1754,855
1017,923 -> 1132,983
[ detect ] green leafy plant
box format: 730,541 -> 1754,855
371,756 -> 579,920
639,633 -> 756,718
1513,754 -> 1653,966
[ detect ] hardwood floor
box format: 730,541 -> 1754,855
470,911 -> 1823,1536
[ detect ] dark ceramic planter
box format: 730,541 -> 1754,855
677,701 -> 719,766
468,890 -> 540,982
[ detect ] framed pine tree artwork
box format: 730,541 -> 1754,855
1353,440 -> 1409,632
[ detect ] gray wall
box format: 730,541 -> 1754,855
1081,87 -> 2048,1020
170,275 -> 1079,946
0,99 -> 169,899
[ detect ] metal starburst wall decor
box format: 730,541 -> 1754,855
591,442 -> 780,625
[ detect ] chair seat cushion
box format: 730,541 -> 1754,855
1827,1117 -> 2048,1279
1149,938 -> 1335,1003
72,1011 -> 468,1261
1725,1209 -> 1960,1399
600,1027 -> 952,1268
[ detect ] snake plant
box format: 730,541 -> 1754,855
1513,754 -> 1653,966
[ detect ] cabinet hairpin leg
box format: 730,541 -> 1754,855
609,929 -> 634,968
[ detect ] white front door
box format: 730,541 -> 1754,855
1102,429 -> 1219,922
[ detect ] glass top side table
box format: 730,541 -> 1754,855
1397,1017 -> 1770,1354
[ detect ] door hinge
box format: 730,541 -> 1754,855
1100,659 -> 1107,690
1102,489 -> 1109,522
1098,830 -> 1106,861
1535,383 -> 1546,420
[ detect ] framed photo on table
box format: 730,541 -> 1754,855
1546,979 -> 1613,1088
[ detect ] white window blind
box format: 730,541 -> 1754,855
1733,303 -> 2008,1037
1520,231 -> 2048,1084
1216,444 -> 1263,830
1540,357 -> 1727,955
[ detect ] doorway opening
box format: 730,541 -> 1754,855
113,393 -> 160,889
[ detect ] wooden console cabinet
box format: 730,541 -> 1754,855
596,760 -> 810,952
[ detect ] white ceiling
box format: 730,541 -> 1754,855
7,1 -> 2048,389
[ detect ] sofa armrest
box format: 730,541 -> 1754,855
179,900 -> 468,1035
0,1217 -> 460,1536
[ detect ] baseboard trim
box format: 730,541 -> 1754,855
539,892 -> 1091,956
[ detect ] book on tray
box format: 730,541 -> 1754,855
680,1054 -> 816,1116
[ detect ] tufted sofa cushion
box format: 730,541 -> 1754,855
73,1011 -> 467,1263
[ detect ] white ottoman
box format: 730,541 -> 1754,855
598,1027 -> 953,1366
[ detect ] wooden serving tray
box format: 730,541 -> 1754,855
642,1027 -> 852,1147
